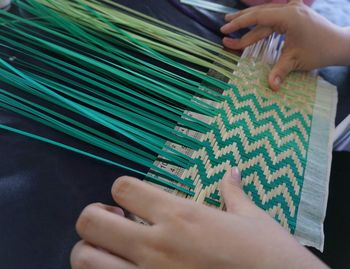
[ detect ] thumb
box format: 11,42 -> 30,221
220,167 -> 254,213
268,54 -> 296,91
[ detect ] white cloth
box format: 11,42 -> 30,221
334,114 -> 350,152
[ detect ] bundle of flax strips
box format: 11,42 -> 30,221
0,0 -> 336,250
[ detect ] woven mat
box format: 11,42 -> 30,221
146,51 -> 337,251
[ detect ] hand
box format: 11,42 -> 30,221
221,0 -> 350,91
70,167 -> 328,269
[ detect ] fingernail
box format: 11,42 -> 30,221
106,206 -> 125,216
113,207 -> 125,216
231,166 -> 241,180
220,24 -> 230,33
223,37 -> 236,44
274,76 -> 281,87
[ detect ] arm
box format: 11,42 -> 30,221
221,0 -> 350,91
70,167 -> 328,269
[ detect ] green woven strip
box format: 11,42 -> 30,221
0,124 -> 195,194
0,0 -> 238,192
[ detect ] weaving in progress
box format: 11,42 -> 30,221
0,0 -> 337,251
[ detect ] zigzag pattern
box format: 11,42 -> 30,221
175,154 -> 300,230
232,64 -> 316,113
202,131 -> 304,179
147,62 -> 318,234
193,146 -> 301,197
225,87 -> 312,123
243,172 -> 297,216
196,74 -> 311,231
224,90 -> 311,139
267,204 -> 290,231
214,115 -> 307,159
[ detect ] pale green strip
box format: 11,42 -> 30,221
294,77 -> 338,251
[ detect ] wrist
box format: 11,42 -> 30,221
260,237 -> 329,269
328,26 -> 350,66
271,249 -> 329,269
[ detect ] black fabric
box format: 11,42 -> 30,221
0,1 -> 349,269
319,66 -> 350,125
310,151 -> 350,269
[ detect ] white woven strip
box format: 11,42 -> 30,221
294,77 -> 337,251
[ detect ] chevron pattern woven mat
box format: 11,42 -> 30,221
146,38 -> 337,251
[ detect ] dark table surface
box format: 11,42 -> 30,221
0,1 -> 349,269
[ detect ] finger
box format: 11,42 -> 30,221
112,176 -> 180,224
221,8 -> 284,34
225,12 -> 240,22
71,241 -> 137,269
225,10 -> 246,22
225,4 -> 284,22
220,168 -> 272,218
220,167 -> 255,214
288,0 -> 303,4
223,26 -> 273,50
268,53 -> 296,91
76,203 -> 148,262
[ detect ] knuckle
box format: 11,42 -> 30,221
288,4 -> 307,17
283,52 -> 300,70
234,20 -> 243,30
228,185 -> 243,199
219,178 -> 231,193
143,227 -> 171,255
70,241 -> 91,269
235,38 -> 249,48
170,202 -> 197,223
254,10 -> 266,23
254,9 -> 262,18
76,203 -> 100,236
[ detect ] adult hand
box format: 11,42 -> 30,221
221,0 -> 350,91
71,167 -> 328,269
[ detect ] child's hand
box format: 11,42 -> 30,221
221,0 -> 350,91
70,167 -> 327,269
